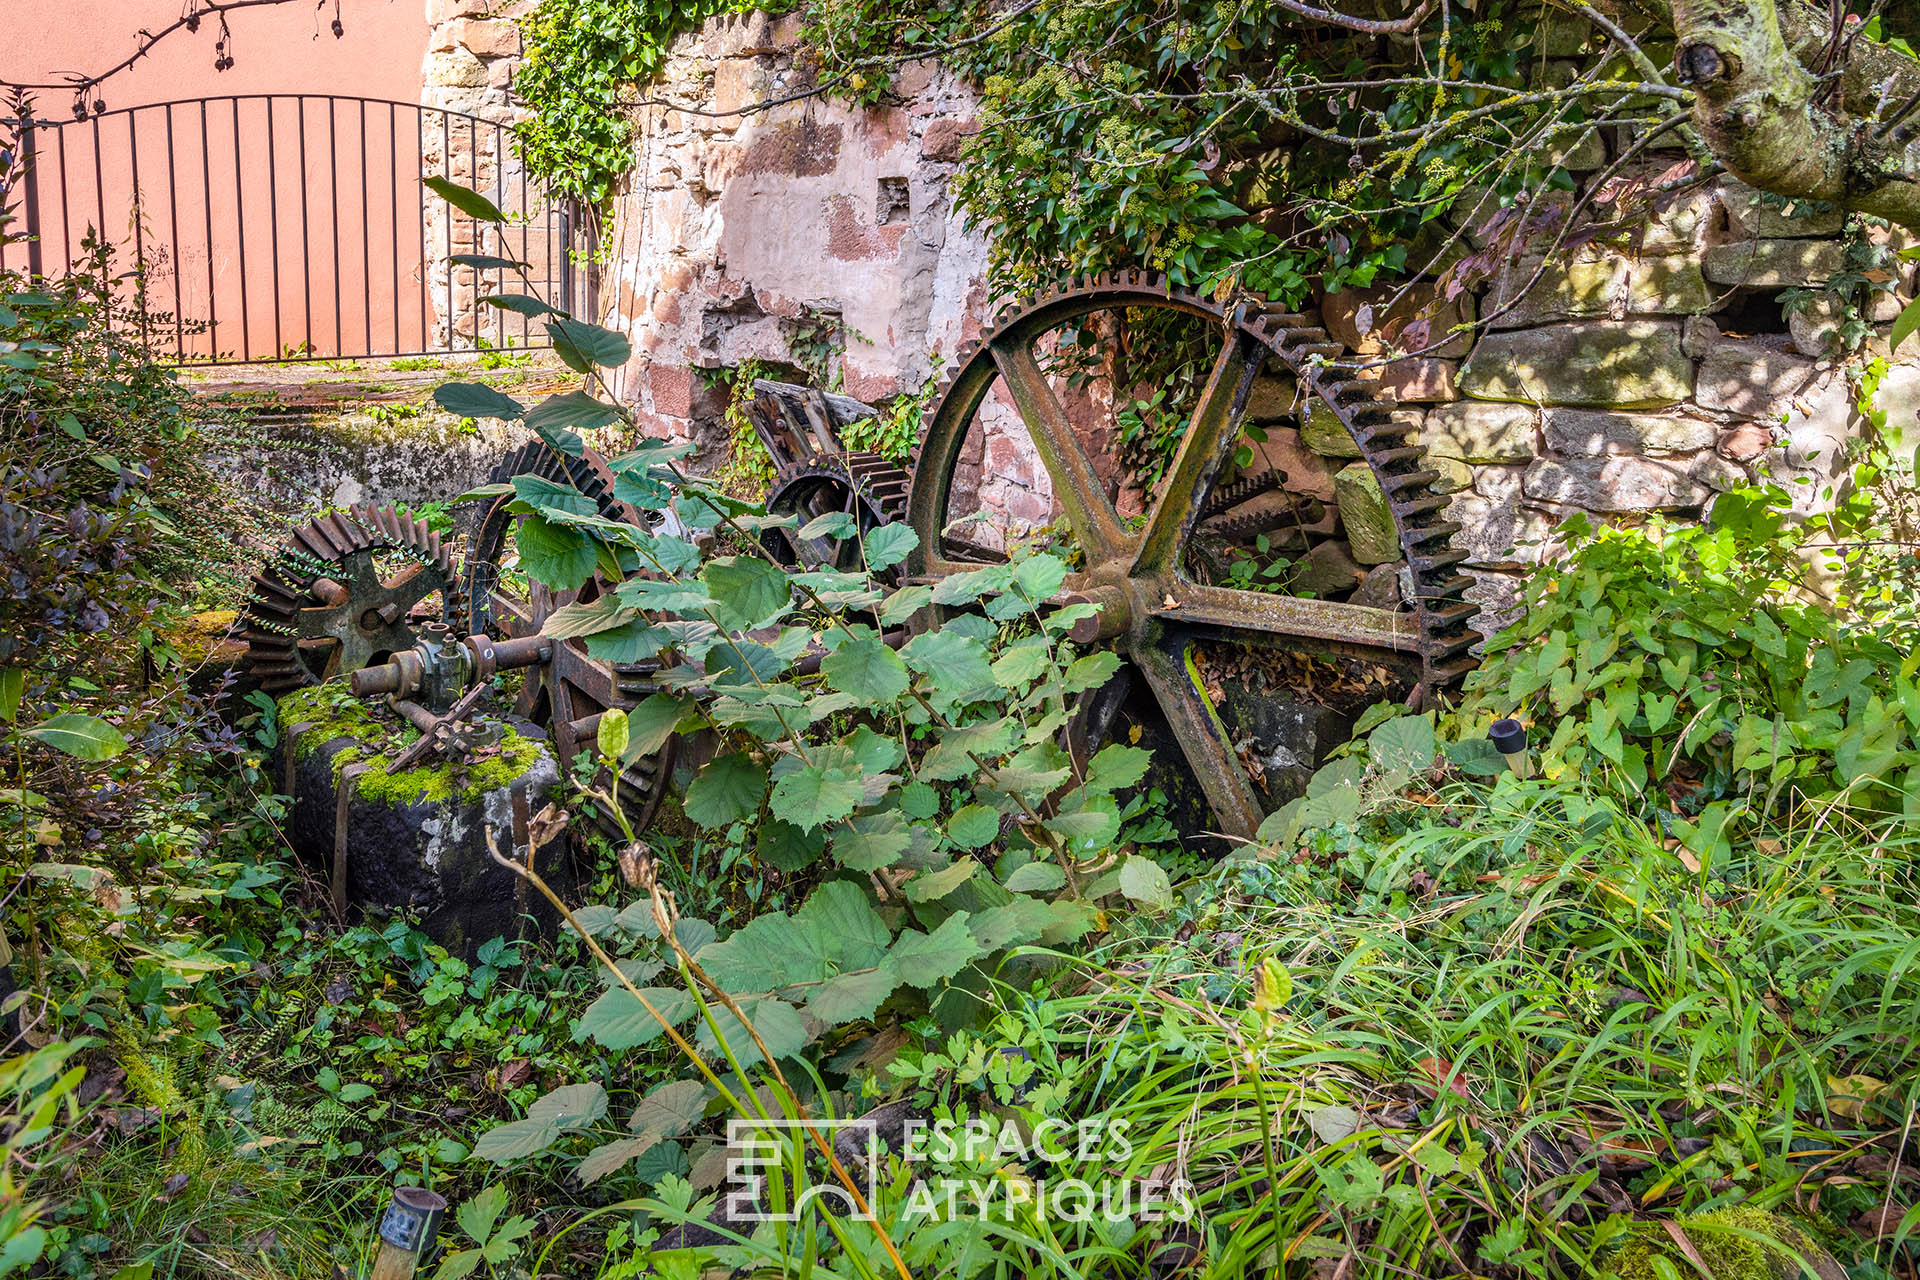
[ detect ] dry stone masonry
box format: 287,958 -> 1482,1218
442,7 -> 1920,646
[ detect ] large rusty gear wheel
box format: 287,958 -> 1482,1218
761,450 -> 911,574
242,506 -> 465,694
466,441 -> 672,840
904,268 -> 1480,841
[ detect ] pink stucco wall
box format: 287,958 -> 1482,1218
2,0 -> 434,360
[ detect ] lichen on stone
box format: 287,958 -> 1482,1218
275,683 -> 547,806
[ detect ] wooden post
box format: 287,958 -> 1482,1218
369,1186 -> 446,1280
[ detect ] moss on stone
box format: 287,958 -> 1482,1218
275,684 -> 546,806
1608,1208 -> 1836,1280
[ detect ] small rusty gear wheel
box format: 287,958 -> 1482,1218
761,450 -> 911,574
242,505 -> 465,694
904,268 -> 1480,840
466,441 -> 672,840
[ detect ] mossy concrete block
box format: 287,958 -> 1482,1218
274,686 -> 568,954
1458,321 -> 1692,408
1333,463 -> 1400,564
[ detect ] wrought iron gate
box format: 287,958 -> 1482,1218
0,95 -> 596,364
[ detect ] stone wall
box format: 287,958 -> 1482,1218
585,11 -> 1920,643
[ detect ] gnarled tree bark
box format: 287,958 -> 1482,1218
1668,0 -> 1920,231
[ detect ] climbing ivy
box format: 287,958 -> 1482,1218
513,0 -> 744,204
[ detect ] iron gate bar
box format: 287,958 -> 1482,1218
1,95 -> 594,363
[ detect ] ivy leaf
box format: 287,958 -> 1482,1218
703,556 -> 791,629
24,713 -> 126,762
822,632 -> 910,702
433,381 -> 524,419
547,318 -> 632,370
524,390 -> 623,433
884,912 -> 983,988
424,176 -> 506,222
578,986 -> 695,1049
864,523 -> 919,571
808,968 -> 898,1025
515,515 -> 598,592
697,997 -> 806,1068
769,764 -> 864,831
683,753 -> 767,828
947,803 -> 1000,849
1117,856 -> 1173,911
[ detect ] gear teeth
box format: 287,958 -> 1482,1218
1198,468 -> 1287,521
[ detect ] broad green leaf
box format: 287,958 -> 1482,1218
425,176 -> 506,222
516,515 -> 597,592
542,596 -> 630,638
757,818 -> 826,871
450,253 -> 528,271
822,632 -> 911,702
0,668 -> 22,723
834,810 -> 913,870
769,763 -> 863,831
524,391 -> 623,433
697,996 -> 806,1067
922,719 -> 1019,781
808,968 -> 897,1024
1002,861 -> 1066,893
881,583 -> 935,625
623,693 -> 692,763
1044,805 -> 1120,847
905,859 -> 979,902
683,753 -> 767,828
902,630 -> 996,693
471,1116 -> 559,1164
578,987 -> 695,1049
1117,856 -> 1173,911
1893,295 -> 1920,354
967,896 -> 1057,950
547,318 -> 632,369
1063,651 -> 1123,693
597,709 -> 629,761
864,523 -> 919,571
697,912 -> 833,992
512,473 -> 599,519
947,803 -> 1000,849
433,381 -> 524,420
1014,554 -> 1068,599
576,1135 -> 661,1186
631,1079 -> 707,1137
991,641 -> 1052,687
884,912 -> 983,988
480,293 -> 557,317
24,714 -> 126,762
795,880 -> 892,968
1084,743 -> 1151,794
1369,714 -> 1436,783
457,1184 -> 509,1243
800,511 -> 858,541
703,556 -> 791,629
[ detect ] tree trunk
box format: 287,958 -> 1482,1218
1669,0 -> 1920,232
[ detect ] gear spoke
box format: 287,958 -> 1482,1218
988,337 -> 1131,564
1130,632 -> 1267,841
1132,314 -> 1265,579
